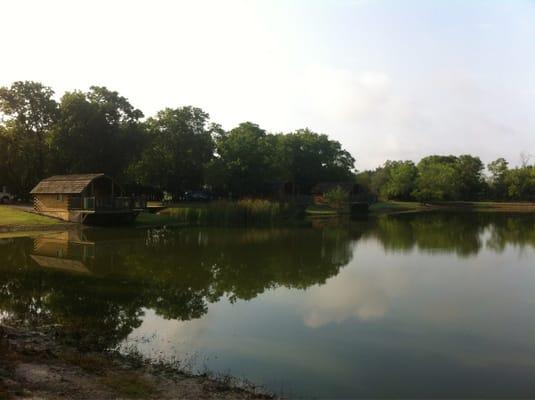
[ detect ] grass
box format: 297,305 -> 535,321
0,206 -> 61,227
369,200 -> 535,214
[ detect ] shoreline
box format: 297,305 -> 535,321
2,201 -> 535,237
0,323 -> 273,400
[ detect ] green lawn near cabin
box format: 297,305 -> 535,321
0,206 -> 61,227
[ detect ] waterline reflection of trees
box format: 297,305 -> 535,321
0,227 -> 354,350
360,212 -> 535,257
1,214 -> 534,350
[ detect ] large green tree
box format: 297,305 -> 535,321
273,129 -> 355,192
412,156 -> 460,201
455,154 -> 485,200
130,107 -> 215,193
504,166 -> 535,200
50,87 -> 145,178
0,81 -> 59,194
207,122 -> 274,196
487,158 -> 509,200
379,160 -> 417,200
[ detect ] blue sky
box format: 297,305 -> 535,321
1,0 -> 534,169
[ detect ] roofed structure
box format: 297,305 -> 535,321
30,173 -> 145,224
30,174 -> 107,194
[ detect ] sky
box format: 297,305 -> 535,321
1,0 -> 534,170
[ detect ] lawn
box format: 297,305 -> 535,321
0,206 -> 61,227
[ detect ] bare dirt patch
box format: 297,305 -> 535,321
0,325 -> 273,400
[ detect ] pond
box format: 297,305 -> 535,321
1,212 -> 535,398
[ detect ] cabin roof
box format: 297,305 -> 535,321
30,173 -> 107,194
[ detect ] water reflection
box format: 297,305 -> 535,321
0,226 -> 353,350
1,212 -> 535,397
363,212 -> 535,256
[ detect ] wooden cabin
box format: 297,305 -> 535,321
30,173 -> 146,224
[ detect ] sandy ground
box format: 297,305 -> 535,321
0,325 -> 273,400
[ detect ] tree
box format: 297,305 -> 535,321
504,166 -> 535,200
273,129 -> 355,192
0,81 -> 58,194
131,107 -> 215,193
50,87 -> 145,178
324,186 -> 349,209
207,122 -> 275,196
379,160 -> 417,200
456,155 -> 485,200
412,156 -> 460,201
487,158 -> 509,200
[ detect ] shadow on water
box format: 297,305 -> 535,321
1,211 -> 535,354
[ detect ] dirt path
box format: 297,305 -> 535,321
0,325 -> 273,400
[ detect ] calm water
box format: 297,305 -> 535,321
2,212 -> 535,398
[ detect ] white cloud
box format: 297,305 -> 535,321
300,261 -> 408,328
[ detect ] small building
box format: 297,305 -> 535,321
30,173 -> 146,224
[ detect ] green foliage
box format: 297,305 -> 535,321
50,88 -> 145,178
272,129 -> 355,191
207,125 -> 355,197
206,122 -> 274,196
487,158 -> 509,199
323,186 -> 349,209
4,80 -> 535,204
1,81 -> 356,199
456,154 -> 485,200
129,107 -> 215,193
379,160 -> 417,200
408,155 -> 484,202
0,81 -> 58,194
504,166 -> 535,200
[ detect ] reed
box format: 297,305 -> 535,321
160,199 -> 299,226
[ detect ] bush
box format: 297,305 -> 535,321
323,186 -> 349,209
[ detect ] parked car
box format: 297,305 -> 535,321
182,190 -> 212,202
0,186 -> 16,204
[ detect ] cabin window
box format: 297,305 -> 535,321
56,194 -> 64,201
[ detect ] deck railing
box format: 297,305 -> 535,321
69,196 -> 146,211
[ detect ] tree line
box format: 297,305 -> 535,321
1,81 -> 534,202
357,154 -> 535,202
0,81 -> 354,198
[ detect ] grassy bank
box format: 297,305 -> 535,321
369,201 -> 535,214
369,201 -> 427,214
156,200 -> 301,226
0,206 -> 71,237
0,206 -> 60,226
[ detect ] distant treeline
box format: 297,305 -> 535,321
0,81 -> 354,197
1,81 -> 534,202
357,155 -> 535,202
